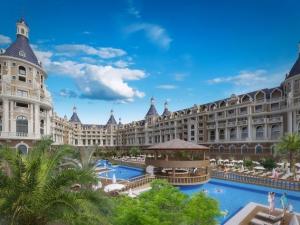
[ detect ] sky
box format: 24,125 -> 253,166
0,0 -> 300,124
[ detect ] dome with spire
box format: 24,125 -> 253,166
69,106 -> 81,123
1,18 -> 40,67
161,101 -> 171,117
106,110 -> 117,125
286,42 -> 300,79
145,97 -> 159,117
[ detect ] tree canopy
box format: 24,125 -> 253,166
0,139 -> 113,225
114,180 -> 220,225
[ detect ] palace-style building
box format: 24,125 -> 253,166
1,19 -> 300,158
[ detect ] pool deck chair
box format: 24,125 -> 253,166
250,218 -> 282,225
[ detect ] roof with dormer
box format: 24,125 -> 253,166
286,53 -> 300,79
145,104 -> 159,117
69,112 -> 81,123
2,20 -> 40,67
106,115 -> 117,125
162,107 -> 171,117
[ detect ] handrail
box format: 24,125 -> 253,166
211,171 -> 300,191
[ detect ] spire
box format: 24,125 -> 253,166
119,117 -> 122,125
106,109 -> 117,125
162,101 -> 171,117
286,42 -> 300,79
145,97 -> 158,117
69,106 -> 81,123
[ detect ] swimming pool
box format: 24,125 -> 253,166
97,160 -> 145,181
180,178 -> 300,224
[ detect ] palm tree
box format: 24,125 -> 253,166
275,133 -> 300,174
0,139 -> 113,225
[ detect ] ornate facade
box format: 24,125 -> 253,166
1,19 -> 300,158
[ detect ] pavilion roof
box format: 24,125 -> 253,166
147,139 -> 208,151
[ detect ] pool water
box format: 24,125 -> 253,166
97,160 -> 144,180
180,178 -> 300,224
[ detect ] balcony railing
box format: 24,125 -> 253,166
253,118 -> 266,124
0,132 -> 37,139
268,117 -> 282,123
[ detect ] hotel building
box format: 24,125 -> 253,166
1,19 -> 300,159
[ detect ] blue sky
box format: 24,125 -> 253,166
0,0 -> 300,124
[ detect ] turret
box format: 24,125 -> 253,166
145,97 -> 159,118
69,106 -> 81,123
162,101 -> 171,117
106,110 -> 117,125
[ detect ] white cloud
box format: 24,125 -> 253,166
156,84 -> 177,90
0,34 -> 11,45
127,0 -> 141,18
33,46 -> 145,102
208,69 -> 284,94
126,23 -> 172,49
174,73 -> 188,81
55,44 -> 127,59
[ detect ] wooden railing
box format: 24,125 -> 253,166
121,174 -> 154,191
211,171 -> 300,191
155,174 -> 209,185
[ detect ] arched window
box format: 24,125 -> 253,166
191,124 -> 194,129
17,144 -> 28,154
209,130 -> 215,141
229,128 -> 236,140
255,145 -> 263,154
219,145 -> 225,153
270,145 -> 276,156
241,145 -> 249,154
256,126 -> 264,140
241,127 -> 248,140
229,145 -> 236,154
18,66 -> 26,75
16,116 -> 28,135
18,66 -> 26,82
271,124 -> 281,140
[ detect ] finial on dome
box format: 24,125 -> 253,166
110,109 -> 114,115
73,106 -> 77,113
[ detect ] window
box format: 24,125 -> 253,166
241,145 -> 249,154
240,107 -> 247,114
40,120 -> 44,135
209,130 -> 215,141
16,102 -> 28,108
271,124 -> 280,139
19,51 -> 26,58
16,116 -> 28,135
255,105 -> 263,112
18,66 -> 26,75
229,145 -> 236,154
241,127 -> 248,140
0,116 -> 2,132
255,145 -> 263,154
17,144 -> 28,154
17,89 -> 28,97
229,128 -> 236,140
219,145 -> 225,153
219,129 -> 225,140
271,103 -> 280,111
256,126 -> 264,140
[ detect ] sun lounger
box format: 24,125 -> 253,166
281,173 -> 293,180
251,218 -> 281,225
256,212 -> 284,223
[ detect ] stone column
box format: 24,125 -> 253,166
3,99 -> 9,133
34,103 -> 40,138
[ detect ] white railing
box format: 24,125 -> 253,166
0,132 -> 37,139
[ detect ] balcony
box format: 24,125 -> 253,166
253,118 -> 266,124
268,117 -> 283,123
218,123 -> 226,128
237,120 -> 248,126
207,124 -> 216,129
227,121 -> 236,127
0,132 -> 38,139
